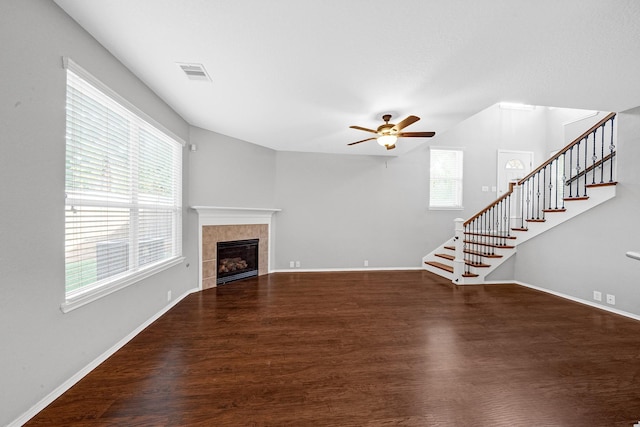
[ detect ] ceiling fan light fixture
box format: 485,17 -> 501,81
377,134 -> 397,146
348,114 -> 433,149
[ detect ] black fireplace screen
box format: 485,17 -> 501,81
216,239 -> 258,285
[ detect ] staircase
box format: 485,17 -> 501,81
423,112 -> 617,285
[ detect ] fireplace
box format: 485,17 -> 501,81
216,239 -> 259,285
193,206 -> 280,290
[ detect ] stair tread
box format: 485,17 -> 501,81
466,250 -> 502,258
526,218 -> 546,223
564,196 -> 589,201
425,261 -> 453,273
543,208 -> 566,213
442,246 -> 502,258
425,261 -> 479,278
435,253 -> 455,261
586,181 -> 617,188
464,231 -> 516,239
465,260 -> 491,268
511,227 -> 528,231
464,240 -> 515,249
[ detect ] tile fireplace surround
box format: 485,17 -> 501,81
192,206 -> 280,290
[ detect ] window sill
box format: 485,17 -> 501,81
61,256 -> 185,313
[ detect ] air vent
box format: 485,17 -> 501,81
176,63 -> 211,82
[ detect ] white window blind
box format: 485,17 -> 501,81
64,59 -> 183,305
429,148 -> 463,209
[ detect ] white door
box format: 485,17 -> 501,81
496,150 -> 534,196
497,150 -> 534,226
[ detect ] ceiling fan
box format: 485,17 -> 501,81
348,114 -> 435,150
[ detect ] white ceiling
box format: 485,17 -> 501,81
54,0 -> 640,156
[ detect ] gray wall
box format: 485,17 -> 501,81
544,108 -> 609,154
186,104 -> 589,275
514,107 -> 640,315
0,2 -> 197,425
188,127 -> 277,208
274,151 -> 434,269
272,104 -> 551,270
435,103 -> 549,208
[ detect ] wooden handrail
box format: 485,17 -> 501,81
464,182 -> 515,227
517,112 -> 616,185
462,112 -> 616,228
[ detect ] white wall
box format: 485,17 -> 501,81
0,2 -> 197,425
513,106 -> 640,315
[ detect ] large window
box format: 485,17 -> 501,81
429,148 -> 463,209
64,59 -> 183,310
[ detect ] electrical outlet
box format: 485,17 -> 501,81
295,261 -> 301,268
606,294 -> 616,305
289,261 -> 294,268
364,260 -> 369,267
593,291 -> 602,301
167,290 -> 172,302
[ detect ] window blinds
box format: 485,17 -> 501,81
429,148 -> 463,209
64,61 -> 182,299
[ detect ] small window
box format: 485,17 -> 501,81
63,58 -> 183,311
429,148 -> 463,209
505,159 -> 525,169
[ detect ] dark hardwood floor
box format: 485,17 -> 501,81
27,271 -> 640,426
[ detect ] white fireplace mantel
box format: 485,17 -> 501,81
192,206 -> 281,225
191,206 -> 281,289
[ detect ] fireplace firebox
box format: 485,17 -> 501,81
216,239 -> 259,285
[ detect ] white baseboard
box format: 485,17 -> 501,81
9,287 -> 200,427
272,266 -> 423,273
487,280 -> 640,322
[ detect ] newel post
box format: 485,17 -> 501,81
453,218 -> 465,284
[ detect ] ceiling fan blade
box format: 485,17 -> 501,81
349,125 -> 378,134
397,131 -> 436,138
348,137 -> 377,146
392,115 -> 420,132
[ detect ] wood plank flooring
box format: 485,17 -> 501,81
26,271 -> 640,426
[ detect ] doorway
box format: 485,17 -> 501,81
497,150 -> 534,227
496,150 -> 534,196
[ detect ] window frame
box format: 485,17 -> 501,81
429,147 -> 464,210
61,58 -> 185,313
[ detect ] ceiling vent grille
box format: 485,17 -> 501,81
177,63 -> 211,82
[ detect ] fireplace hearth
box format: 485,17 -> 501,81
216,239 -> 259,285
